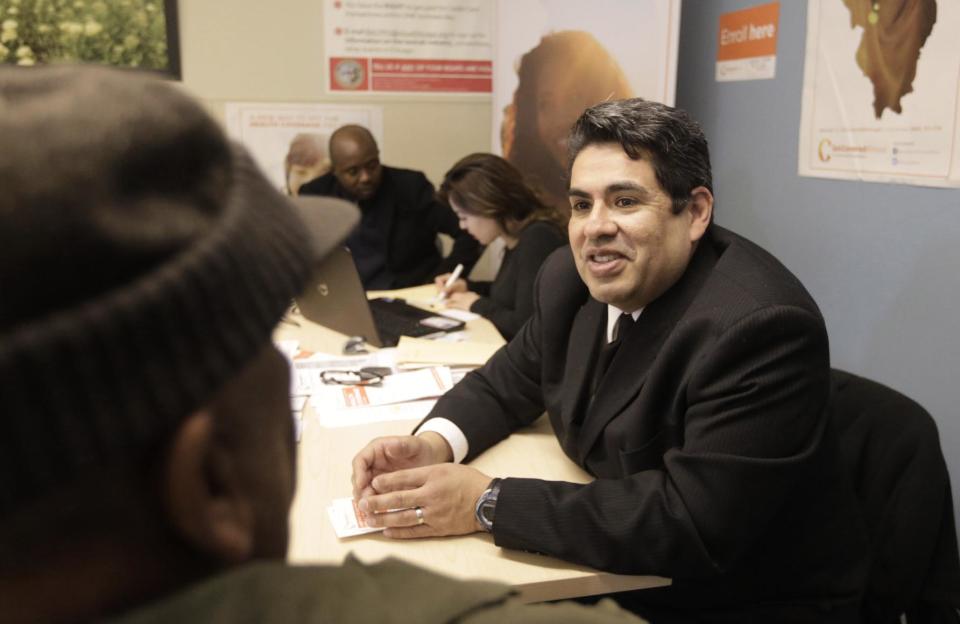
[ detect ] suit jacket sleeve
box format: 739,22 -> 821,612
492,303 -> 832,577
423,266 -> 554,455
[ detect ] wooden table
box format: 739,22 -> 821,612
279,285 -> 671,602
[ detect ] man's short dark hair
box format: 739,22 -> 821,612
567,98 -> 713,214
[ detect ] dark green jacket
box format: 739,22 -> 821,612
107,556 -> 645,623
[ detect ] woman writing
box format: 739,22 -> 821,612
434,153 -> 566,339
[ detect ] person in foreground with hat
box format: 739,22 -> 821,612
0,65 -> 646,624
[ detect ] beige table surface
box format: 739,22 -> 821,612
279,285 -> 670,603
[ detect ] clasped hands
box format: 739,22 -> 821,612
350,432 -> 492,538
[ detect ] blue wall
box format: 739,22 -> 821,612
677,0 -> 960,528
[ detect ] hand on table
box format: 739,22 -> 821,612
351,433 -> 451,500
443,291 -> 480,310
357,463 -> 492,538
433,273 -> 468,299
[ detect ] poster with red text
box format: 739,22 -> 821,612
716,2 -> 780,82
324,0 -> 492,94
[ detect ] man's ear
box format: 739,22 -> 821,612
161,410 -> 254,564
687,186 -> 714,243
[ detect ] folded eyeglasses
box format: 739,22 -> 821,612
319,367 -> 389,386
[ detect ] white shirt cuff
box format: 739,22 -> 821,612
416,417 -> 469,464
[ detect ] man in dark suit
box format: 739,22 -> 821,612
299,125 -> 481,289
351,99 -> 868,622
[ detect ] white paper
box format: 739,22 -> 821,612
428,331 -> 467,343
395,336 -> 499,367
310,367 -> 453,410
291,350 -> 397,396
293,413 -> 303,443
327,497 -> 384,538
314,398 -> 437,428
434,308 -> 481,322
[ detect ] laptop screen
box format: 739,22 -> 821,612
295,247 -> 464,347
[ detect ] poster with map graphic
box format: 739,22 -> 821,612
798,0 -> 960,187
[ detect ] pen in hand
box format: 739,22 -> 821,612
433,263 -> 464,304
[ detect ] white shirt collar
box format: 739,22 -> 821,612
605,305 -> 643,343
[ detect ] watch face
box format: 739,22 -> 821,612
480,500 -> 496,522
475,479 -> 501,532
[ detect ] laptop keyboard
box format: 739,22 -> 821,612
369,300 -> 440,346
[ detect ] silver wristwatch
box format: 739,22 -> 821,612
474,478 -> 502,533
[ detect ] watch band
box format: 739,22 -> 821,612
474,478 -> 502,533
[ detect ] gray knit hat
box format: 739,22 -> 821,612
0,65 -> 358,515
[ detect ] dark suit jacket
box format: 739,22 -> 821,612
299,166 -> 480,288
426,225 -> 868,621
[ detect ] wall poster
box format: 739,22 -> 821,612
492,0 -> 681,212
225,102 -> 383,197
323,0 -> 492,94
798,0 -> 960,187
716,2 -> 780,82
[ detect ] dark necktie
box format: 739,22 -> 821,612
590,313 -> 635,395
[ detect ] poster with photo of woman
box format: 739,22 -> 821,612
492,0 -> 680,214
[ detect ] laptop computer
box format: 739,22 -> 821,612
295,246 -> 465,348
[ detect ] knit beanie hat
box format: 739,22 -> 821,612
0,65 -> 359,515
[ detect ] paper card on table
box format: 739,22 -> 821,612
311,367 -> 453,409
327,497 -> 383,538
395,336 -> 500,367
435,307 -> 480,322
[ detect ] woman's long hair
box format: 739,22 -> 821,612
438,153 -> 565,236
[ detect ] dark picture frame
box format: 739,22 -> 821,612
162,0 -> 180,79
0,0 -> 181,79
